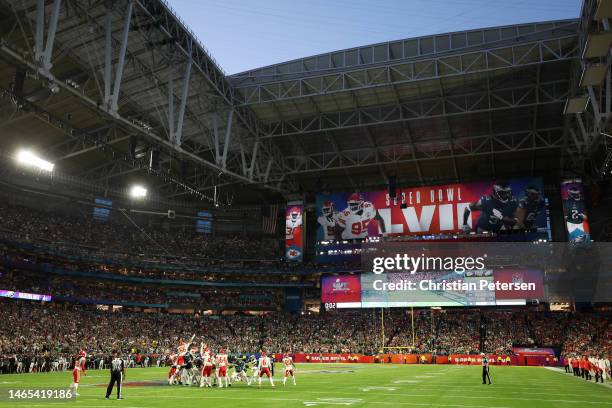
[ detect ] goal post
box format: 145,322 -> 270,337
379,307 -> 417,353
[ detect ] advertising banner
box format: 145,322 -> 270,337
288,353 -> 556,366
316,178 -> 549,262
0,290 -> 51,302
285,202 -> 304,262
560,179 -> 590,242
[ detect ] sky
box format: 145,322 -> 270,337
169,0 -> 582,75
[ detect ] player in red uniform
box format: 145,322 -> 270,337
70,355 -> 81,396
167,353 -> 178,385
258,351 -> 275,388
168,336 -> 193,385
199,344 -> 214,388
78,350 -> 87,376
216,348 -> 229,388
282,354 -> 296,386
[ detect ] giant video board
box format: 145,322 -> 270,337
316,178 -> 550,262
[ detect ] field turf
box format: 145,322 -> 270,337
0,364 -> 610,408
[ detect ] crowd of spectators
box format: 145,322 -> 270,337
0,202 -> 360,277
0,203 -> 278,263
0,268 -> 284,310
0,299 -> 610,375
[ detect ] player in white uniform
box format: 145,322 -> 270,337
250,356 -> 260,383
257,352 -> 275,388
216,349 -> 229,388
337,193 -> 385,239
317,200 -> 339,241
286,206 -> 302,238
282,355 -> 296,386
199,345 -> 214,387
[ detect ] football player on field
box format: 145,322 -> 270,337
216,348 -> 230,388
337,193 -> 386,239
249,355 -> 259,383
199,343 -> 214,388
231,356 -> 251,385
282,354 -> 296,386
257,351 -> 275,388
462,181 -> 518,233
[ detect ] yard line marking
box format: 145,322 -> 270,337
68,394 -> 514,408
304,397 -> 363,406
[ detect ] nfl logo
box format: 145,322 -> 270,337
512,273 -> 524,285
332,279 -> 348,291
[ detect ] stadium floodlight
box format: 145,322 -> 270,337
15,150 -> 54,172
130,185 -> 147,199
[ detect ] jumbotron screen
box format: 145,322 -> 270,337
321,270 -> 545,309
315,177 -> 550,263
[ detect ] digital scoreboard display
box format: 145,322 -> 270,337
315,177 -> 551,263
321,269 -> 544,309
196,211 -> 213,234
93,197 -> 112,221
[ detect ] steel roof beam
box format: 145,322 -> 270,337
284,128 -> 563,174
109,0 -> 133,113
232,35 -> 578,106
230,20 -> 578,82
262,80 -> 569,138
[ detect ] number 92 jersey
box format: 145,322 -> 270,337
337,201 -> 376,239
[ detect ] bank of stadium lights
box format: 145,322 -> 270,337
15,149 -> 54,172
129,185 -> 148,199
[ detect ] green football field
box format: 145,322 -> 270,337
0,364 -> 610,408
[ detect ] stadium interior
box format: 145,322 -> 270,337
0,0 -> 611,405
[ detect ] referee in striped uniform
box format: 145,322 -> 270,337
105,351 -> 125,400
482,353 -> 491,385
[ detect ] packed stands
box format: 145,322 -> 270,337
0,299 -> 610,375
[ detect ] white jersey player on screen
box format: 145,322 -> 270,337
317,200 -> 339,241
286,206 -> 302,239
337,193 -> 385,239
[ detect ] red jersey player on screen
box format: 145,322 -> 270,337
258,351 -> 275,388
282,355 -> 296,386
317,200 -> 339,241
286,207 -> 302,239
337,193 -> 386,239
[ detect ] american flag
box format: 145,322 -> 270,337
262,204 -> 279,234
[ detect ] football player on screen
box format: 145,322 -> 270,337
286,206 -> 302,239
514,186 -> 545,230
317,200 -> 340,241
337,193 -> 386,240
563,186 -> 589,242
462,181 -> 518,233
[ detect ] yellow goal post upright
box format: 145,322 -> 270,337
379,307 -> 417,359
